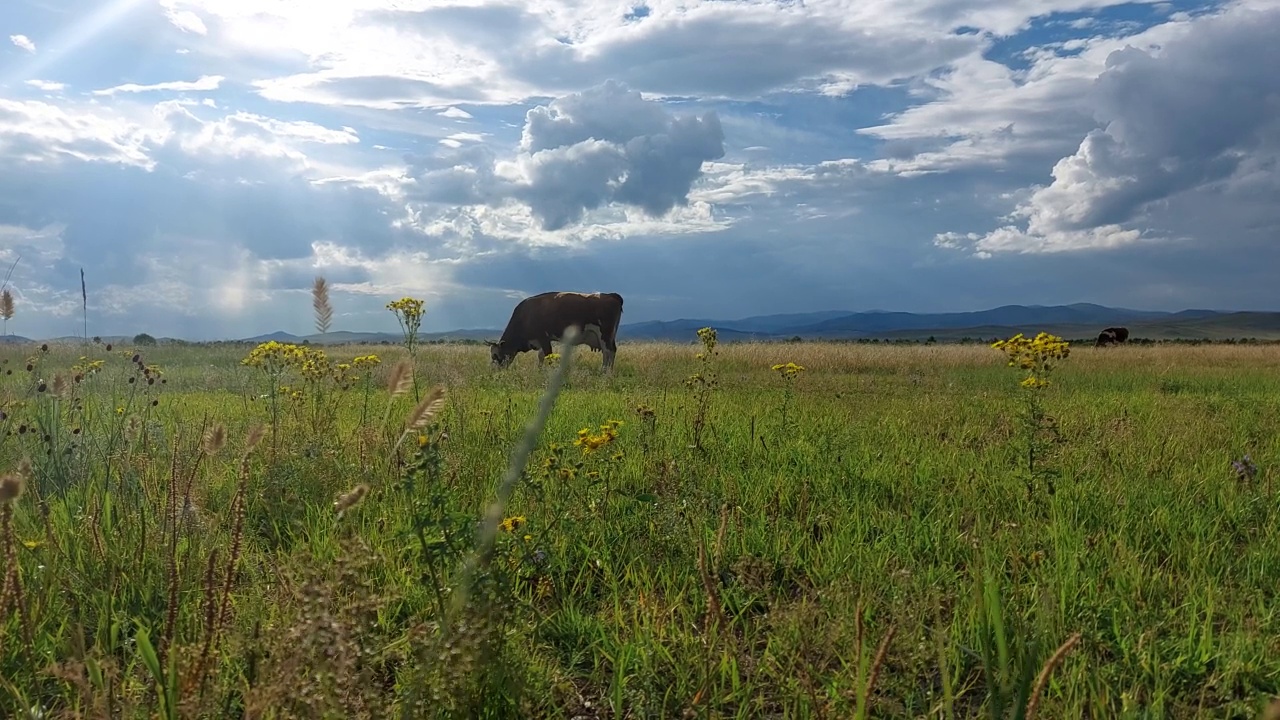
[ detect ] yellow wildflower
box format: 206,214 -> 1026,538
573,420 -> 623,453
993,332 -> 1070,389
771,362 -> 806,380
500,515 -> 527,533
386,297 -> 425,320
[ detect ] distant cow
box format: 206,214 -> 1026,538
1095,326 -> 1130,347
487,291 -> 624,370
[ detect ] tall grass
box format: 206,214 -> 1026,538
0,338 -> 1278,718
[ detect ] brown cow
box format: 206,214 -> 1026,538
487,291 -> 624,370
1095,326 -> 1130,347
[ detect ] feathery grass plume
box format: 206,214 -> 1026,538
406,385 -> 446,430
244,424 -> 266,452
0,289 -> 13,335
202,424 -> 227,455
381,358 -> 415,431
386,359 -> 412,397
50,372 -> 68,398
312,276 -> 333,335
15,458 -> 31,483
0,472 -> 23,505
334,484 -> 370,517
393,385 -> 446,453
1025,632 -> 1081,720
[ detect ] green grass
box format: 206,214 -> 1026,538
1,338 -> 1279,719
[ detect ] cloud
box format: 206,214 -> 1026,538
93,75 -> 225,96
944,2 -> 1280,255
0,98 -> 160,167
24,80 -> 65,92
9,35 -> 36,53
170,0 -> 989,109
403,81 -> 725,231
161,1 -> 208,35
3,0 -> 1279,343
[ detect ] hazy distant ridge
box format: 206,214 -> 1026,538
4,304 -> 1278,345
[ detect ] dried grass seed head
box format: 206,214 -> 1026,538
0,472 -> 24,504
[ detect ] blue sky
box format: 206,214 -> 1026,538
1,0 -> 1278,339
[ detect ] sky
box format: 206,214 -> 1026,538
1,0 -> 1278,340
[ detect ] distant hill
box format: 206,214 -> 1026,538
614,304 -> 1280,343
3,304 -> 1279,346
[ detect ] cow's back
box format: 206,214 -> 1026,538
517,292 -> 622,338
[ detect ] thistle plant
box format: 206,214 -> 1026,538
685,327 -> 719,451
992,332 -> 1071,498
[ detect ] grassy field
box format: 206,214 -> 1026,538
1,334 -> 1279,719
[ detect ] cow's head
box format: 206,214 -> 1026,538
486,340 -> 517,368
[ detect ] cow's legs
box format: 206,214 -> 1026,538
536,338 -> 553,362
602,333 -> 617,372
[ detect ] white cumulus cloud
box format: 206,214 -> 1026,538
9,35 -> 36,53
943,2 -> 1280,255
93,75 -> 225,96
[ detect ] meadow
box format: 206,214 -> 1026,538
1,327 -> 1280,719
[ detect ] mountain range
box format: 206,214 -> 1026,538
3,303 -> 1280,346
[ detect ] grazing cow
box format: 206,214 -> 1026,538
487,291 -> 624,370
1095,326 -> 1130,347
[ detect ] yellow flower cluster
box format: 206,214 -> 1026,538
693,326 -> 719,360
386,297 -> 425,321
499,515 -> 527,533
574,419 -> 623,453
242,341 -> 373,390
771,362 -> 806,379
542,352 -> 561,366
297,347 -> 331,383
241,340 -> 307,371
696,326 -> 718,350
992,332 -> 1070,389
538,442 -> 570,480
72,356 -> 106,376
